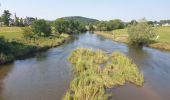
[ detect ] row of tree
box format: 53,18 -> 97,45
23,18 -> 87,38
0,10 -> 31,27
93,19 -> 125,31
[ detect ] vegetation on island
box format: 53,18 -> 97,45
63,48 -> 144,100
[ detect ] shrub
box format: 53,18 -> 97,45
128,21 -> 156,46
22,27 -> 35,38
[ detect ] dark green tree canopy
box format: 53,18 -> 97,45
31,19 -> 51,36
54,18 -> 69,34
1,10 -> 11,26
95,19 -> 124,31
54,18 -> 86,34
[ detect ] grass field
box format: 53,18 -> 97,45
111,26 -> 170,44
96,26 -> 170,51
153,26 -> 170,43
0,27 -> 23,40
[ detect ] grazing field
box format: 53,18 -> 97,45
154,26 -> 170,43
95,26 -> 170,51
64,48 -> 144,100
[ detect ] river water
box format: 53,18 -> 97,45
0,32 -> 170,100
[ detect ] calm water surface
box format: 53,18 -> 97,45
0,32 -> 170,100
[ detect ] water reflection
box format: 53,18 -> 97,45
0,65 -> 13,100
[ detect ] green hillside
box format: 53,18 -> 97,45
61,16 -> 99,24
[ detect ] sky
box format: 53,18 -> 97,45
0,0 -> 170,21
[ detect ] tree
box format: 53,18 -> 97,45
31,19 -> 51,36
54,18 -> 69,34
96,21 -> 108,31
15,18 -> 20,26
54,19 -> 86,34
108,19 -> 124,30
19,18 -> 24,27
0,17 -> 2,22
88,24 -> 95,31
129,20 -> 138,25
128,21 -> 156,46
1,10 -> 11,26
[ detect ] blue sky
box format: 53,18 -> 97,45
0,0 -> 170,21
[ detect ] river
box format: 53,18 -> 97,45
0,32 -> 170,100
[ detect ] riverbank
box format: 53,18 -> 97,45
0,27 -> 70,65
0,35 -> 70,65
95,26 -> 170,51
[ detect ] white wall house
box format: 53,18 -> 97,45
162,23 -> 170,26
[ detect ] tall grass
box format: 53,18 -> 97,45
63,48 -> 144,100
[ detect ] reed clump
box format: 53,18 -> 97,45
64,48 -> 144,100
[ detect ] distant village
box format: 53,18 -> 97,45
153,21 -> 170,27
0,12 -> 170,27
0,13 -> 37,26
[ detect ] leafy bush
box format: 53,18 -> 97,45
0,53 -> 14,64
128,21 -> 156,46
22,27 -> 35,38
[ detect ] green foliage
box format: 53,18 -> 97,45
22,27 -> 34,38
31,19 -> 51,36
0,36 -> 11,54
95,19 -> 124,31
54,18 -> 69,34
1,10 -> 11,26
88,24 -> 95,31
62,16 -> 99,24
0,53 -> 14,64
128,21 -> 156,46
63,48 -> 144,100
54,18 -> 86,34
96,21 -> 109,31
108,19 -> 124,30
15,18 -> 20,26
19,18 -> 24,27
0,29 -> 69,64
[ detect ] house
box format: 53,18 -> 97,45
162,23 -> 170,27
24,17 -> 37,25
13,13 -> 37,26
